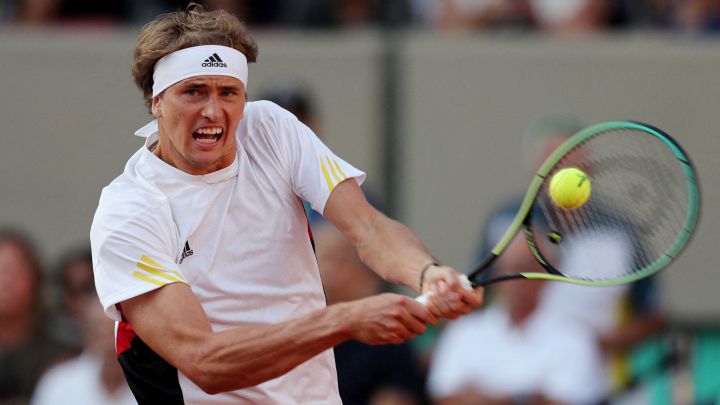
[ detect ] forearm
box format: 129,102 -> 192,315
353,213 -> 435,293
323,180 -> 435,293
183,303 -> 352,393
122,284 -> 356,395
323,179 -> 483,318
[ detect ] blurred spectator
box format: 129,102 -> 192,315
275,0 -> 413,28
259,80 -> 320,134
18,0 -> 129,24
0,0 -> 20,22
430,114 -> 668,403
415,0 -> 608,33
47,248 -> 95,356
15,0 -> 187,25
0,230 -> 67,404
528,0 -> 609,34
31,295 -> 135,405
418,0 -> 532,31
522,114 -> 666,392
522,113 -> 667,392
202,0 -> 287,27
645,0 -> 720,33
427,234 -> 608,404
314,222 -> 428,405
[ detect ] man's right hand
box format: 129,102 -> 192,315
340,293 -> 438,345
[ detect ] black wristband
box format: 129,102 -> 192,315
419,261 -> 440,291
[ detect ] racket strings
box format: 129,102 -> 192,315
532,127 -> 692,281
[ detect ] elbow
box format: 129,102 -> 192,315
187,370 -> 256,395
180,361 -> 223,395
195,378 -> 227,396
183,366 -> 245,395
179,347 -> 255,395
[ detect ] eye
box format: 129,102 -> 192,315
222,90 -> 238,97
185,89 -> 199,96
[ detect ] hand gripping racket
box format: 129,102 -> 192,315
418,121 -> 700,304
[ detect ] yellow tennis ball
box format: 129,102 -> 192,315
549,167 -> 591,209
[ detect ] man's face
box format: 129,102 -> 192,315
153,75 -> 246,175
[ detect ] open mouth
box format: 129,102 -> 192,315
193,127 -> 223,144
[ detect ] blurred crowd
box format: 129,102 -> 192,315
0,231 -> 135,405
0,0 -> 719,35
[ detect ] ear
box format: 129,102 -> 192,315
151,96 -> 162,118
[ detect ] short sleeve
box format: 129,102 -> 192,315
266,103 -> 365,215
91,200 -> 188,321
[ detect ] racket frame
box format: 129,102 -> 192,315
467,121 -> 700,288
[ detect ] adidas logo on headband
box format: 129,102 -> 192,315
149,45 -> 247,100
202,53 -> 227,68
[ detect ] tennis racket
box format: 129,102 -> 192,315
418,121 -> 700,304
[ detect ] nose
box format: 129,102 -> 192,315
201,94 -> 222,121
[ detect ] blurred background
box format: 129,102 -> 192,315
0,0 -> 719,404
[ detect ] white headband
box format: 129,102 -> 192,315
152,45 -> 248,96
135,45 -> 249,137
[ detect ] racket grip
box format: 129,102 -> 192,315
416,274 -> 472,305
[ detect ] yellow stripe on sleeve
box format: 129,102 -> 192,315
320,158 -> 336,191
332,159 -> 348,180
140,255 -> 169,269
132,271 -> 168,287
326,157 -> 342,183
136,262 -> 183,283
140,255 -> 187,282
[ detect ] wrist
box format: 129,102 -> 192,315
418,261 -> 440,292
325,302 -> 355,340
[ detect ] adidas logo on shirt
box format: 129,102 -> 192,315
202,53 -> 227,68
179,241 -> 194,264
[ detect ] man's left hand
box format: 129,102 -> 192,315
420,264 -> 484,320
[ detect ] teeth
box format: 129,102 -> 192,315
196,137 -> 218,143
196,127 -> 223,135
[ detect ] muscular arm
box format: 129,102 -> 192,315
323,180 -> 483,316
120,281 -> 433,394
323,180 -> 433,291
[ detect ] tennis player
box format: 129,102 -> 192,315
90,4 -> 482,404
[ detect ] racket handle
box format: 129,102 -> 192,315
416,274 -> 473,305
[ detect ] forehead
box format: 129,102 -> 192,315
174,75 -> 245,89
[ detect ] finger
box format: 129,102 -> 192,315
406,296 -> 438,325
438,282 -> 477,318
423,295 -> 444,320
394,327 -> 417,341
457,286 -> 484,307
444,296 -> 470,319
390,301 -> 430,336
403,313 -> 429,335
383,331 -> 405,344
385,315 -> 418,341
429,281 -> 455,315
440,267 -> 462,290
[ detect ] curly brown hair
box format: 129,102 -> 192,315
132,3 -> 258,111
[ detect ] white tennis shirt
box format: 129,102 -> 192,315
91,100 -> 364,404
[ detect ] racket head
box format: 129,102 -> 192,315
470,121 -> 700,287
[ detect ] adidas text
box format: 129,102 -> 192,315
202,61 -> 227,67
